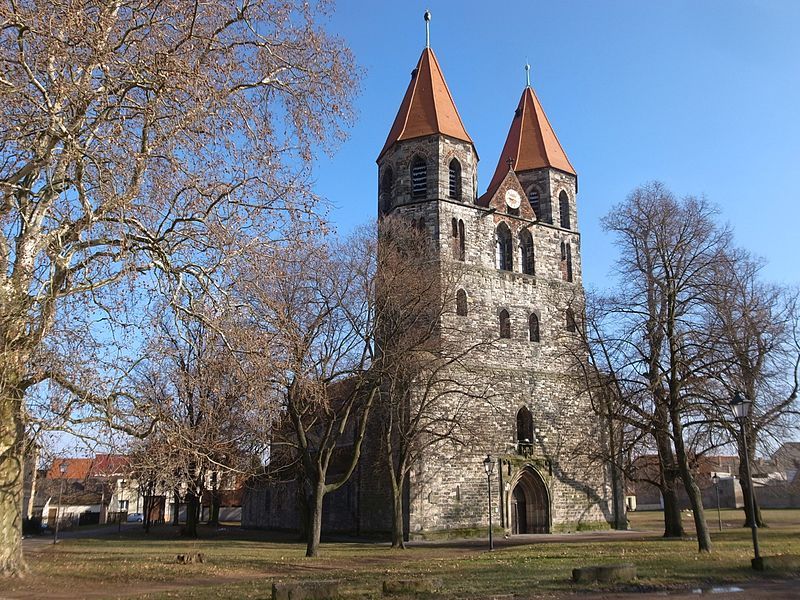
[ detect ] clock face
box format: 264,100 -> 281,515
505,189 -> 521,210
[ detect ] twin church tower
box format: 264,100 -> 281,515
372,20 -> 611,536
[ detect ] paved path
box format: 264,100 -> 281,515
409,528 -> 663,548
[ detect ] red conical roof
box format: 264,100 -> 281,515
485,86 -> 575,195
378,48 -> 473,161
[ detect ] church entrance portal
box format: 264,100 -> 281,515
510,468 -> 549,534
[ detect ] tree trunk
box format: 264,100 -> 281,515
606,416 -> 628,530
305,481 -> 325,558
209,489 -> 220,526
654,425 -> 685,538
671,415 -> 712,552
390,483 -> 406,549
0,379 -> 26,576
182,492 -> 199,537
737,439 -> 764,528
172,493 -> 181,526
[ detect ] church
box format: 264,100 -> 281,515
243,21 -> 613,538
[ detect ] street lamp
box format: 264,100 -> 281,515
729,391 -> 760,563
118,479 -> 127,534
711,473 -> 722,531
54,461 -> 68,545
483,454 -> 495,551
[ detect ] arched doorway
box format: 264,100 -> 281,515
510,468 -> 550,534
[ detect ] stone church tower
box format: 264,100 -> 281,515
375,38 -> 612,536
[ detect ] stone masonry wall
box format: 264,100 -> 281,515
377,133 -> 611,536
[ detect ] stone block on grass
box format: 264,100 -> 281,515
175,553 -> 205,564
572,563 -> 636,583
272,580 -> 340,600
382,577 -> 442,595
751,555 -> 800,572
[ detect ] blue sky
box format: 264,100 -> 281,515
313,0 -> 800,290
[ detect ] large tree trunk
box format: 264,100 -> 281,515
737,434 -> 764,528
208,489 -> 220,526
305,481 -> 325,558
654,425 -> 685,538
390,479 -> 405,549
606,415 -> 628,530
182,492 -> 199,537
671,415 -> 712,552
0,378 -> 26,576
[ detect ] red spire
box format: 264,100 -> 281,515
485,86 -> 575,195
378,48 -> 473,161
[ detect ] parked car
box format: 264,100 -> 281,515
126,512 -> 144,523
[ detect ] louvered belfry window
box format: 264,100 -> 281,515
528,189 -> 540,218
449,159 -> 462,200
411,157 -> 427,198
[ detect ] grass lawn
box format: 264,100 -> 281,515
2,509 -> 798,599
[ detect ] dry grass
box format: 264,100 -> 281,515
1,509 -> 798,599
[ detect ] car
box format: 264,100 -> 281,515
126,513 -> 144,523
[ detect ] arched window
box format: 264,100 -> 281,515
529,313 -> 540,342
559,191 -> 571,229
527,188 -> 540,219
516,406 -> 534,444
380,168 -> 393,215
499,309 -> 511,339
560,241 -> 573,282
410,156 -> 427,198
448,158 -> 462,200
566,308 -> 577,333
520,229 -> 534,275
496,223 -> 513,271
456,289 -> 467,316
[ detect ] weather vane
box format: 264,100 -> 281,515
424,10 -> 431,48
525,62 -> 531,87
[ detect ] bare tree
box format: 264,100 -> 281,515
590,182 -> 734,552
132,307 -> 272,537
0,0 -> 356,574
234,229 -> 379,557
375,218 -> 494,548
702,250 -> 800,526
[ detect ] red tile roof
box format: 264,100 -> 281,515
484,86 -> 576,201
378,48 -> 473,161
89,454 -> 130,477
47,458 -> 93,480
47,454 -> 130,480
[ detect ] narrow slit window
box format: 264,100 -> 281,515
566,308 -> 577,333
456,289 -> 467,316
499,309 -> 511,339
458,219 -> 465,261
529,313 -> 540,342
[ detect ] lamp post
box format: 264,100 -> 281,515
118,479 -> 127,534
53,461 -> 67,544
729,391 -> 760,563
711,473 -> 722,531
483,455 -> 495,551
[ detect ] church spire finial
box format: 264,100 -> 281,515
525,62 -> 531,88
424,10 -> 431,48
